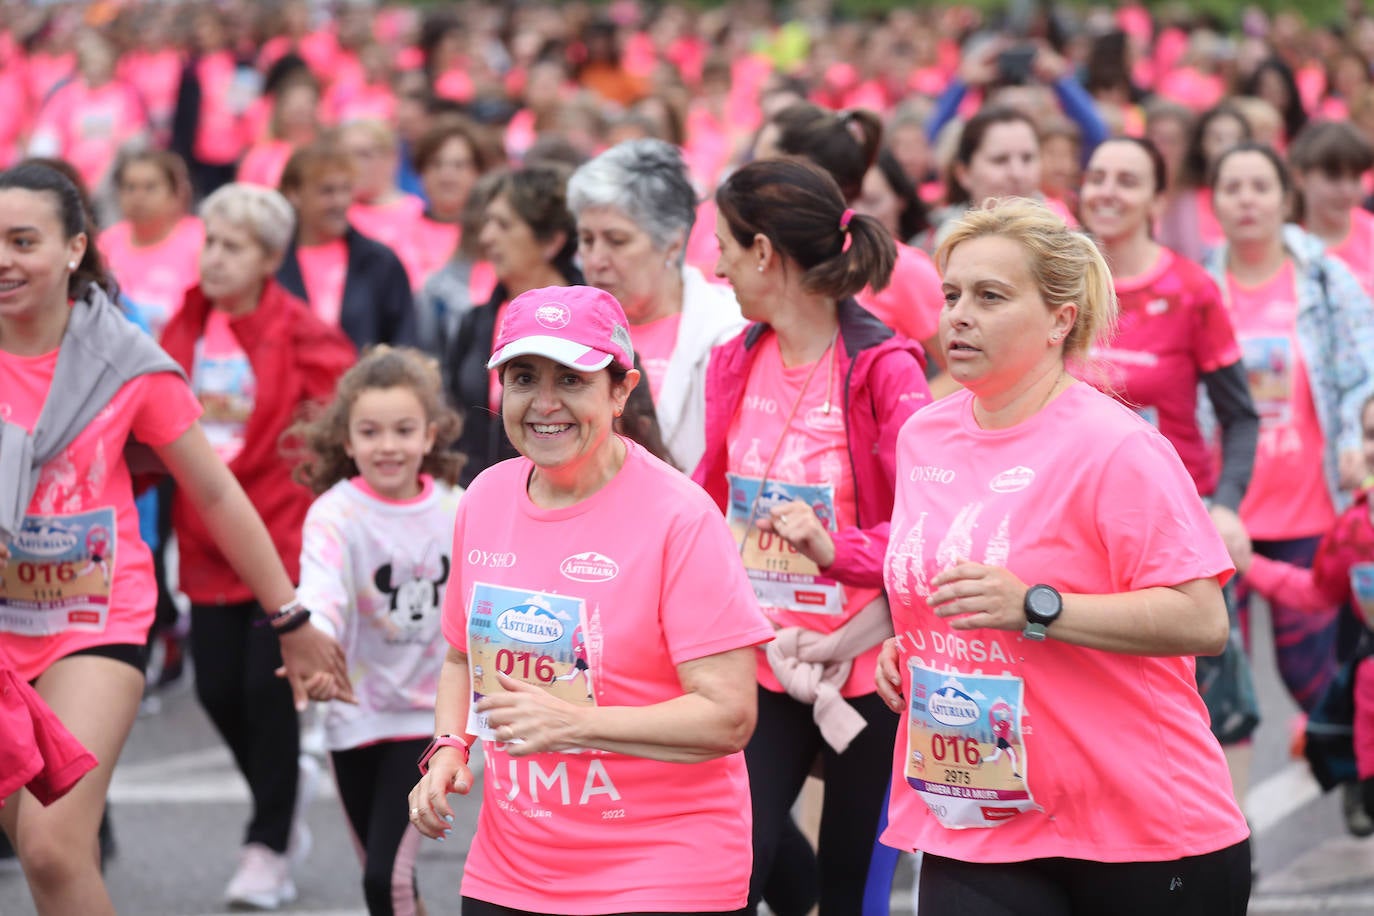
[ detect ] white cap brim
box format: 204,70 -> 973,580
487,335 -> 615,372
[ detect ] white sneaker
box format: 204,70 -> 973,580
288,753 -> 321,867
224,843 -> 296,910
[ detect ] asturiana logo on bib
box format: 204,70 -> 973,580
495,603 -> 565,644
14,527 -> 78,557
560,552 -> 619,583
928,685 -> 980,727
989,466 -> 1035,493
535,302 -> 571,329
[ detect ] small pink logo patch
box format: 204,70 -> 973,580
535,303 -> 571,329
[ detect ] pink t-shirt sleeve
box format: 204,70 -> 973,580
1094,425 -> 1235,590
659,506 -> 772,666
1189,274 -> 1242,375
856,243 -> 943,344
129,371 -> 204,447
441,496 -> 469,653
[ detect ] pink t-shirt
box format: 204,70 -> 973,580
324,81 -> 396,126
297,239 -> 349,329
1328,208 -> 1374,301
882,384 -> 1246,862
726,336 -> 883,697
1226,263 -> 1337,539
191,309 -> 256,465
349,196 -> 425,285
236,139 -> 296,190
28,79 -> 149,191
441,441 -> 772,914
408,218 -> 461,291
193,52 -> 248,165
117,48 -> 182,136
99,216 -> 205,339
0,350 -> 201,681
856,242 -> 943,347
629,312 -> 682,403
1087,248 -> 1242,497
1194,189 -> 1226,257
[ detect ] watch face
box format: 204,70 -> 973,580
1027,586 -> 1060,620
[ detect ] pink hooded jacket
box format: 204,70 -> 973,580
693,298 -> 931,587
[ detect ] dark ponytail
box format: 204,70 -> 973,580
0,160 -> 117,302
717,158 -> 896,300
773,103 -> 884,203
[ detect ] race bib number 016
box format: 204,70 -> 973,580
0,509 -> 116,636
726,474 -> 845,615
465,582 -> 597,741
905,661 -> 1038,829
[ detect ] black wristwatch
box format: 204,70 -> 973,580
1022,584 -> 1062,641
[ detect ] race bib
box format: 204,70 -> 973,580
1351,563 -> 1374,625
0,509 -> 116,636
726,474 -> 845,615
905,661 -> 1038,829
465,582 -> 597,741
1240,335 -> 1293,427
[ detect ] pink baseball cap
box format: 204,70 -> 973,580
487,285 -> 635,372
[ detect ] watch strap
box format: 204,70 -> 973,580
418,734 -> 471,775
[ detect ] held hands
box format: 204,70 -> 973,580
274,623 -> 356,711
875,637 -> 905,714
1209,504 -> 1252,575
475,671 -> 586,757
758,499 -> 836,569
928,561 -> 1029,632
408,748 -> 474,841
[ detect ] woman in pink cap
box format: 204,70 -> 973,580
409,284 -> 773,915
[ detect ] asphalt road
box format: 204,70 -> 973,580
1,597 -> 1370,916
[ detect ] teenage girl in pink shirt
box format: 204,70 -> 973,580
1203,143 -> 1374,717
1289,121 -> 1374,300
100,150 -> 204,338
0,161 -> 352,916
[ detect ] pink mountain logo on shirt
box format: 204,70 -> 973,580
495,604 -> 565,644
988,466 -> 1035,494
560,552 -> 620,583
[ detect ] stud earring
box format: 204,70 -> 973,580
67,261 -> 77,270
757,264 -> 764,273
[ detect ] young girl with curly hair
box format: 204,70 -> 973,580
291,346 -> 464,916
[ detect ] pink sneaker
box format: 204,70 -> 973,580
224,843 -> 296,910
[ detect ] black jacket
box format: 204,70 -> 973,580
276,226 -> 416,352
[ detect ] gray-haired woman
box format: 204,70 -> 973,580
568,138 -> 744,473
160,182 -> 357,910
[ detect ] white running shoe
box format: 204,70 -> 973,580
224,843 -> 296,911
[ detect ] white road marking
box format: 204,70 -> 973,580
1246,759 -> 1322,836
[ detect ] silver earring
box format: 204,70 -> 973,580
67,261 -> 77,270
757,265 -> 764,273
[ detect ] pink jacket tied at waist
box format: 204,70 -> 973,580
765,595 -> 895,753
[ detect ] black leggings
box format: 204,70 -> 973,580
461,900 -> 749,916
331,738 -> 429,916
919,839 -> 1252,915
190,601 -> 299,852
746,687 -> 899,916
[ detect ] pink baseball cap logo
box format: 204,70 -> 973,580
488,285 -> 635,372
535,302 -> 571,329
